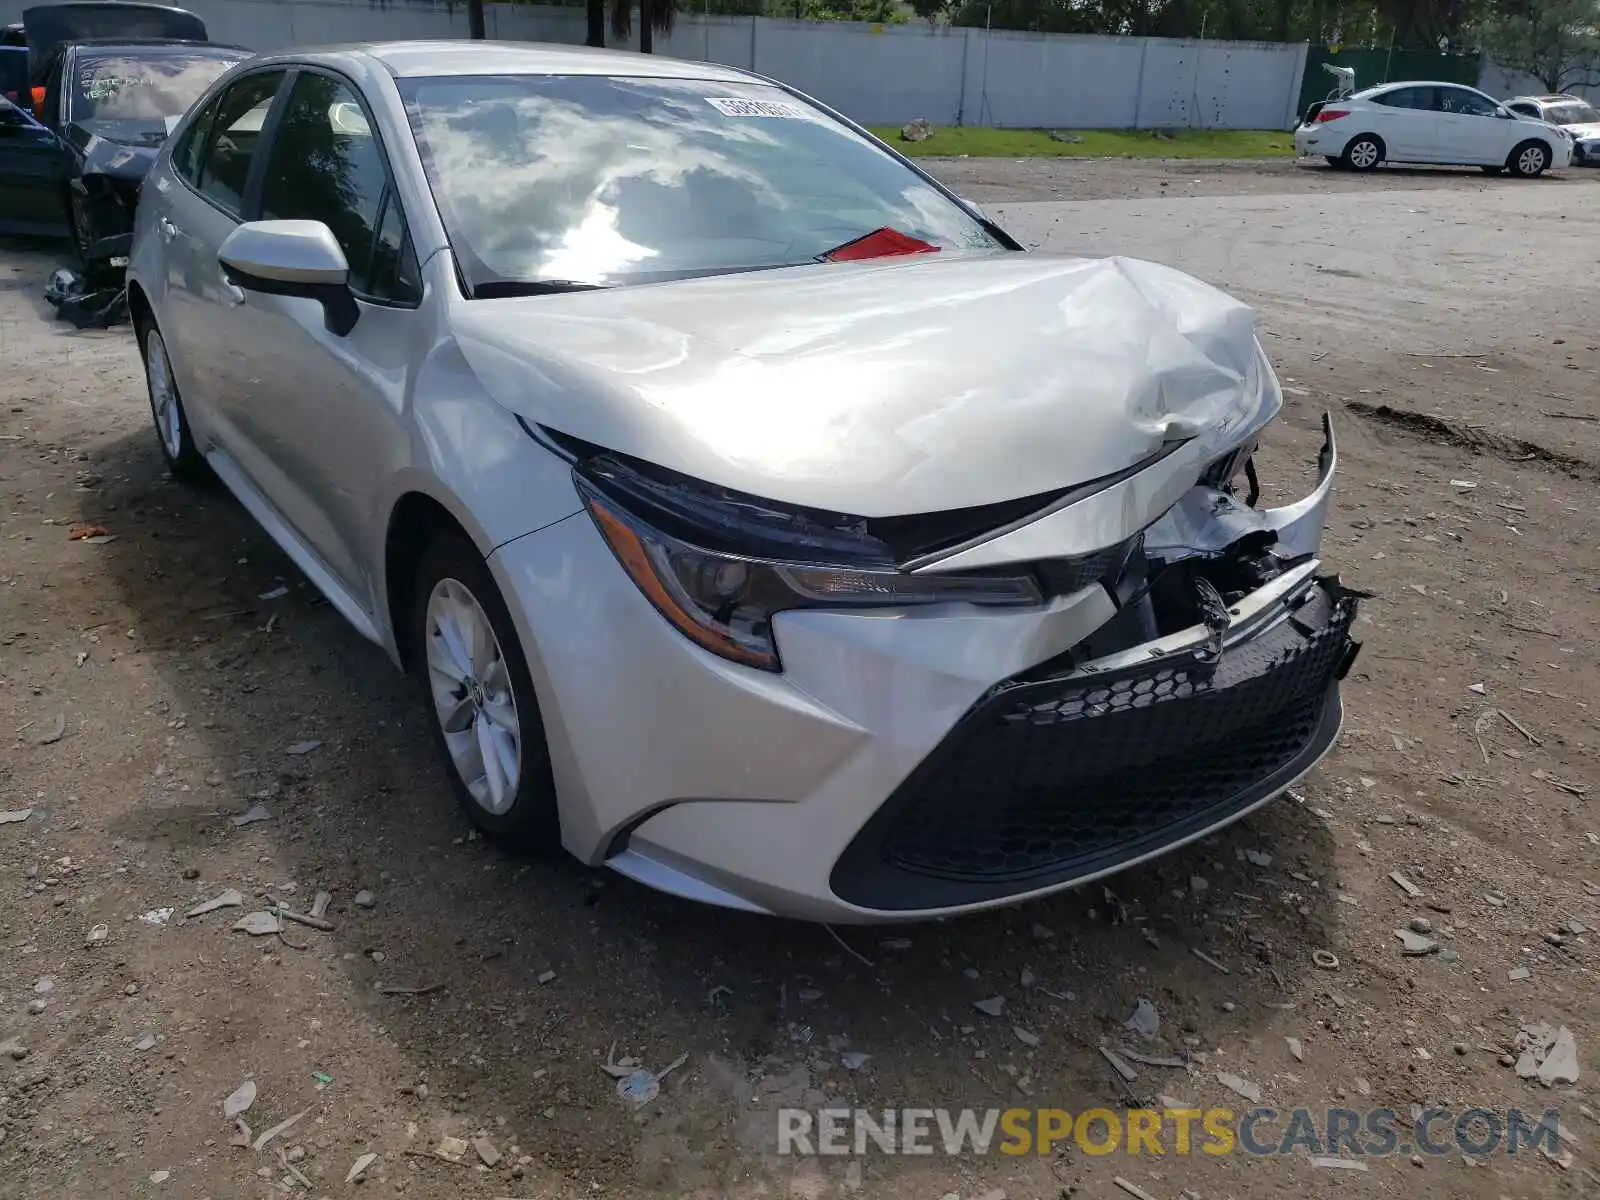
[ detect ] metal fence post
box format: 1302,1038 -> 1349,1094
1284,41 -> 1310,129
1132,38 -> 1149,129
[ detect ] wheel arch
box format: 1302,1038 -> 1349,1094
1507,137 -> 1554,174
126,279 -> 153,339
382,486 -> 487,672
1344,131 -> 1385,163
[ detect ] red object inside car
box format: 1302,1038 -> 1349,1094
820,227 -> 941,263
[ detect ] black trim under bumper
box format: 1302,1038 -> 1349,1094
829,574 -> 1359,912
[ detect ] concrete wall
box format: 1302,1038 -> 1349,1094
0,0 -> 1313,129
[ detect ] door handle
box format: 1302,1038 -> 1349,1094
157,216 -> 179,242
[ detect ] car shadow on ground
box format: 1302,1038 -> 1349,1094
83,416 -> 1341,1189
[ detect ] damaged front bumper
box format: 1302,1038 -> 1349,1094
830,415 -> 1358,911
523,414 -> 1356,922
44,230 -> 132,328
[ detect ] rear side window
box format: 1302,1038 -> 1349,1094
171,95 -> 219,185
1373,87 -> 1434,110
190,71 -> 285,216
259,72 -> 416,301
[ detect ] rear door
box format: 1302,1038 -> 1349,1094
157,67 -> 288,458
1435,86 -> 1517,165
1366,86 -> 1441,161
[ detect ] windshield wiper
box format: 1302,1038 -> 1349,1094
471,279 -> 610,299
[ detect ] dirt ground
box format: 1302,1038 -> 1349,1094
1,157 -> 1597,1200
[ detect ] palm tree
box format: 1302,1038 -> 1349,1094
610,0 -> 676,52
586,0 -> 607,45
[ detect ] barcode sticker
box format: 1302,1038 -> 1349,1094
705,96 -> 810,119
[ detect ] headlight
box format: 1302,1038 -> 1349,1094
574,453 -> 1043,672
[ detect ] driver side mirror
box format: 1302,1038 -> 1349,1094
218,220 -> 359,337
1497,106 -> 1516,119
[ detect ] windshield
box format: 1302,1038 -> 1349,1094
398,74 -> 1002,293
1545,101 -> 1600,125
72,48 -> 241,124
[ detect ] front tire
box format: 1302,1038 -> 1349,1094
412,532 -> 559,850
1509,140 -> 1551,178
1341,135 -> 1383,172
66,190 -> 94,267
139,324 -> 205,480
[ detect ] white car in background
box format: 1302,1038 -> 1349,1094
1506,94 -> 1600,164
1294,81 -> 1572,176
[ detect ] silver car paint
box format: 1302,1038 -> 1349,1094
128,42 -> 1344,922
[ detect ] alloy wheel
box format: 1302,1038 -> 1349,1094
1517,145 -> 1548,176
1348,139 -> 1379,169
145,332 -> 183,461
424,578 -> 523,816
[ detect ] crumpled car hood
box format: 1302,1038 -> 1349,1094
452,251 -> 1278,517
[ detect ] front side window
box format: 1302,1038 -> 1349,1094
260,73 -> 400,297
1440,88 -> 1498,117
192,71 -> 285,216
70,47 -> 242,134
398,74 -> 1001,294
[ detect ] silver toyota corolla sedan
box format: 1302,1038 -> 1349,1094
127,41 -> 1360,923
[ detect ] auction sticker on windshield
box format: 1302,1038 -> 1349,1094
705,96 -> 811,119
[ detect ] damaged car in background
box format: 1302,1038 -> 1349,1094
7,3 -> 244,324
127,42 -> 1361,923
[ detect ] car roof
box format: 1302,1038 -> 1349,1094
1358,80 -> 1482,96
259,40 -> 757,83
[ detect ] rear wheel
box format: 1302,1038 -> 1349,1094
1341,135 -> 1383,171
1509,140 -> 1551,178
412,533 -> 559,850
139,323 -> 205,480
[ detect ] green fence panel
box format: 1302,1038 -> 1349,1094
1297,47 -> 1480,120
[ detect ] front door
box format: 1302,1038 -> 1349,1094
212,68 -> 425,607
1435,87 -> 1517,166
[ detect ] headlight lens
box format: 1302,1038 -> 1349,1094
575,455 -> 1043,672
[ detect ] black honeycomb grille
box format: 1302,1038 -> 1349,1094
873,581 -> 1355,885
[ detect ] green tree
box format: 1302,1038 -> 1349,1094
1476,0 -> 1600,90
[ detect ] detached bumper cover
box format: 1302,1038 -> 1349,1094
831,572 -> 1360,911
